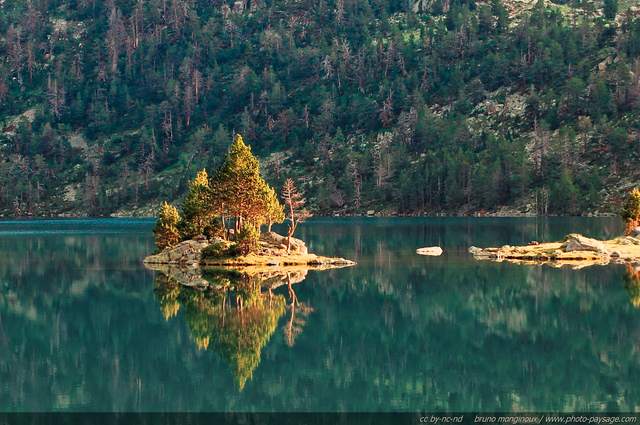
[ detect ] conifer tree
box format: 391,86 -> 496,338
213,134 -> 283,235
180,169 -> 216,239
603,0 -> 618,20
214,135 -> 260,232
261,183 -> 285,232
153,201 -> 181,249
236,222 -> 260,255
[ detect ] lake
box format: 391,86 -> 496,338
0,217 -> 639,413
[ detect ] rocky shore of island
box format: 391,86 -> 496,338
143,231 -> 356,268
469,233 -> 640,268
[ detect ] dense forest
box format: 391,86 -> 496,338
0,0 -> 639,216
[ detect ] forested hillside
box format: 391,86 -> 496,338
0,0 -> 639,217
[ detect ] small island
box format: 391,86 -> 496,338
144,134 -> 355,269
470,189 -> 640,268
469,233 -> 640,268
143,230 -> 355,268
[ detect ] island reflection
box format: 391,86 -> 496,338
622,264 -> 640,308
153,267 -> 311,390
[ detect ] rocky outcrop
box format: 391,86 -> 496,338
143,239 -> 209,267
259,231 -> 308,254
143,231 -> 355,268
307,256 -> 353,266
469,233 -> 640,268
562,234 -> 608,254
468,246 -> 483,255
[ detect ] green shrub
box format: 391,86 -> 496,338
562,233 -> 580,242
201,241 -> 239,259
203,219 -> 224,239
235,223 -> 260,255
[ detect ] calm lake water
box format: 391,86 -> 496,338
1,217 -> 639,412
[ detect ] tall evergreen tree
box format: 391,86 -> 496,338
213,134 -> 283,234
153,201 -> 181,250
261,183 -> 285,232
179,169 -> 217,239
603,0 -> 618,20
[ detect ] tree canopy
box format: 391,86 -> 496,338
152,202 -> 180,250
212,134 -> 282,232
153,134 -> 285,250
179,169 -> 216,239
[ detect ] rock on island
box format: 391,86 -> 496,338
143,231 -> 356,268
469,233 -> 640,268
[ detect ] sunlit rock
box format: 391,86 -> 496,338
260,231 -> 307,254
416,247 -> 443,256
562,234 -> 608,254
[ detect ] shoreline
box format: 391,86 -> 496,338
0,211 -> 621,219
469,234 -> 640,268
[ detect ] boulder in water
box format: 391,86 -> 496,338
416,246 -> 443,256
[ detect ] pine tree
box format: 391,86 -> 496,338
214,134 -> 259,232
603,0 -> 618,20
236,222 -> 260,255
179,169 -> 215,239
261,183 -> 285,233
153,201 -> 181,250
213,134 -> 283,234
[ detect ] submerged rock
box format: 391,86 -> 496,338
307,257 -> 355,266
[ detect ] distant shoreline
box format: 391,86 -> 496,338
0,211 -> 621,219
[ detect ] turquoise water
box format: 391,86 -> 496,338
0,217 -> 638,412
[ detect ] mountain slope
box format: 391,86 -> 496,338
0,0 -> 638,217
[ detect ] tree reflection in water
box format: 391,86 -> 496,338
153,267 -> 310,390
622,264 -> 640,308
283,272 -> 314,347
